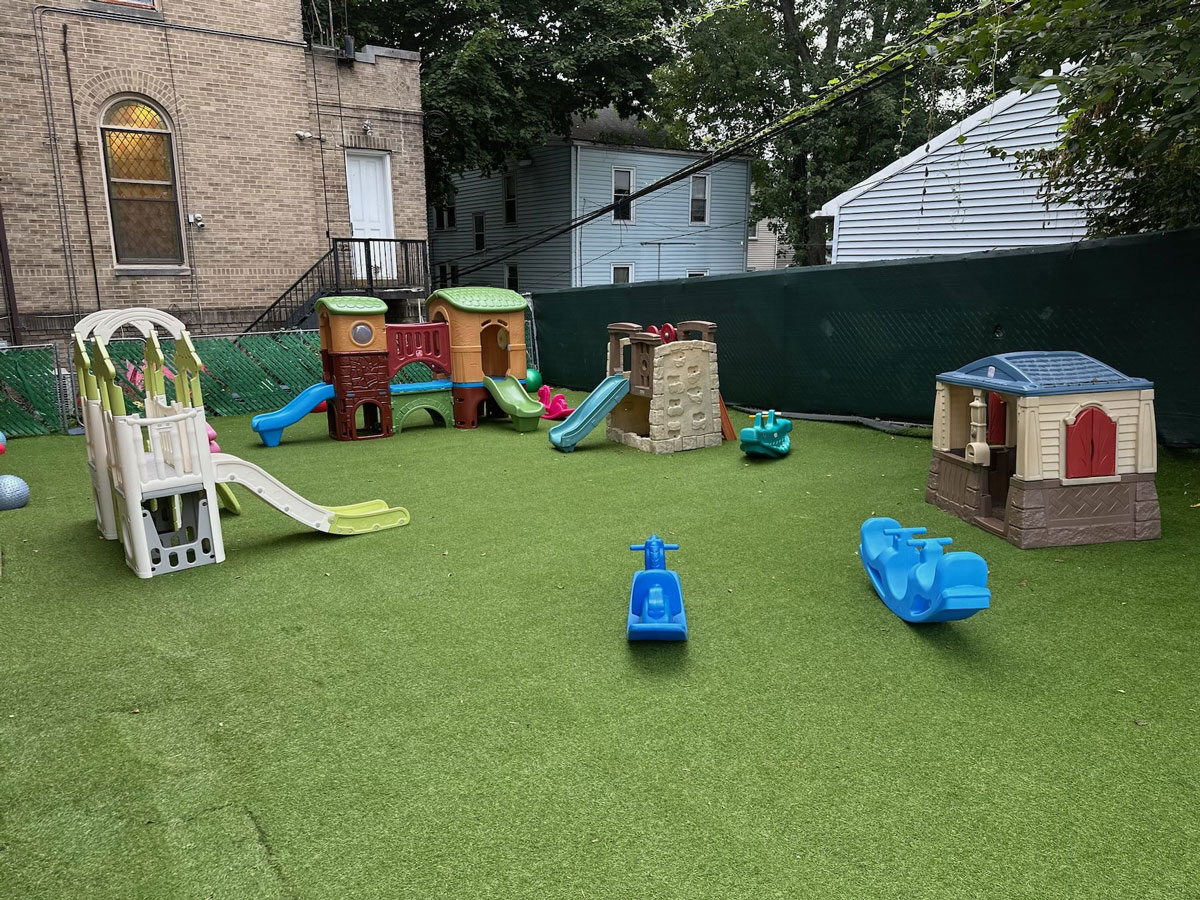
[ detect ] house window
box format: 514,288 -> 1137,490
434,196 -> 456,231
747,219 -> 759,240
100,0 -> 156,7
612,264 -> 633,284
687,269 -> 708,277
506,264 -> 519,291
473,212 -> 485,251
612,168 -> 634,223
503,173 -> 517,225
438,264 -> 449,288
689,175 -> 709,224
100,97 -> 183,266
1065,407 -> 1117,479
450,265 -> 460,286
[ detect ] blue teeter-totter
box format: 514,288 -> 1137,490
859,517 -> 990,623
739,409 -> 793,458
627,535 -> 688,641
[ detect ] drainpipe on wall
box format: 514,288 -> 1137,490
0,202 -> 22,345
62,24 -> 103,312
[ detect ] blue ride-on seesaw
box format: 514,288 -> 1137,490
859,517 -> 990,623
739,409 -> 793,458
627,535 -> 688,641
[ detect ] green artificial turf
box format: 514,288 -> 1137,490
1,400 -> 1197,899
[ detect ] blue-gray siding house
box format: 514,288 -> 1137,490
429,113 -> 751,293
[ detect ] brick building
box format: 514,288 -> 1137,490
0,0 -> 427,343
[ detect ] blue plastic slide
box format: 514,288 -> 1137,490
251,382 -> 336,447
548,374 -> 630,452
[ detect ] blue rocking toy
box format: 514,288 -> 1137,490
627,535 -> 688,641
739,410 -> 792,458
859,517 -> 990,623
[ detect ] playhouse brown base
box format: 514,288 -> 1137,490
452,386 -> 490,429
926,450 -> 1161,549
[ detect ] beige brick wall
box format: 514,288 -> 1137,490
0,0 -> 425,337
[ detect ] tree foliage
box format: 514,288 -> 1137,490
945,0 -> 1200,237
649,1 -> 988,261
323,1 -> 693,200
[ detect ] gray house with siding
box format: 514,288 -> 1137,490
429,111 -> 751,292
816,85 -> 1087,264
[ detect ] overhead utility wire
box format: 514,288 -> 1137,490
457,0 -> 1028,277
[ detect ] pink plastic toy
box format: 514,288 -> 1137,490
206,423 -> 221,454
537,385 -> 575,420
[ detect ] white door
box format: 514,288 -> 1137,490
345,150 -> 396,279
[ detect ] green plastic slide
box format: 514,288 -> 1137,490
482,375 -> 544,432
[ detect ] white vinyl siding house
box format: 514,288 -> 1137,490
817,86 -> 1087,263
572,146 -> 749,286
429,112 -> 751,293
746,217 -> 794,270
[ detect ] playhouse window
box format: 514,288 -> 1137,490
1066,407 -> 1117,478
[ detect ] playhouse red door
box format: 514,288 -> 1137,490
1066,407 -> 1117,478
987,393 -> 1007,445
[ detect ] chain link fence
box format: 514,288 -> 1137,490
0,329 -> 332,437
0,322 -> 482,440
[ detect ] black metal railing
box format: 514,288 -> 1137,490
244,245 -> 340,334
331,238 -> 428,297
244,238 -> 428,334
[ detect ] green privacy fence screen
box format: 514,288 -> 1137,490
531,228 -> 1200,447
0,344 -> 65,436
0,330 -> 333,436
0,329 -> 461,439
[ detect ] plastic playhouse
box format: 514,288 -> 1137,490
859,518 -> 990,623
627,535 -> 688,641
251,287 -> 542,446
72,308 -> 407,579
926,351 -> 1160,548
739,410 -> 792,459
549,320 -> 726,453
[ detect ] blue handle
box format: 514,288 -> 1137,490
907,537 -> 953,548
884,527 -> 927,537
630,543 -> 679,551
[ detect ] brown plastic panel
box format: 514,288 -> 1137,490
676,320 -> 717,342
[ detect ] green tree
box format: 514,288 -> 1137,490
319,1 -> 694,200
945,0 -> 1200,236
649,1 -> 988,262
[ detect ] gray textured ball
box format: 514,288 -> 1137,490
0,474 -> 29,511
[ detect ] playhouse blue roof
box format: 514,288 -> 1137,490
937,351 -> 1152,396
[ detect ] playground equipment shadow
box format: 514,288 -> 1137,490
1,398 -> 1198,900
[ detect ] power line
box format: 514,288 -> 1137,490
456,0 -> 1029,277
434,159 -> 743,269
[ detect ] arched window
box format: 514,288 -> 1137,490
1066,406 -> 1117,478
100,98 -> 184,266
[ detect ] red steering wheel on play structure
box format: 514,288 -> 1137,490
644,323 -> 678,343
